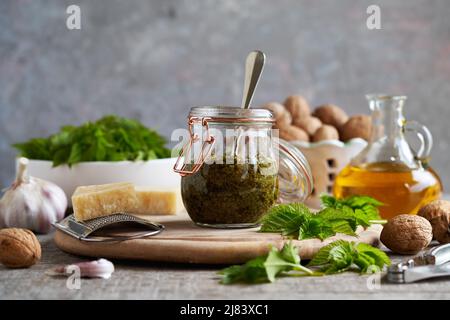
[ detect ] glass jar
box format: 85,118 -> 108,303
174,106 -> 313,228
334,95 -> 442,219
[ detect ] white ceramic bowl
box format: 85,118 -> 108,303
19,158 -> 181,203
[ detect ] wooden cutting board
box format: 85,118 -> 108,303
54,212 -> 382,264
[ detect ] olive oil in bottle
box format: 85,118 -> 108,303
333,162 -> 442,219
333,95 -> 442,219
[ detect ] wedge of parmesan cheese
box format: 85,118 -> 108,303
72,182 -> 138,221
72,182 -> 183,221
134,187 -> 183,215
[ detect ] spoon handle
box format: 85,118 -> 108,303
241,50 -> 265,109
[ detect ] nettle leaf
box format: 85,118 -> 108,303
330,220 -> 356,236
324,243 -> 354,274
280,242 -> 301,265
219,256 -> 267,284
308,240 -> 349,266
259,203 -> 311,236
219,242 -> 312,284
356,243 -> 391,269
322,195 -> 384,224
316,207 -> 346,220
360,205 -> 383,221
327,241 -> 354,266
260,195 -> 384,242
321,194 -> 382,211
264,246 -> 299,282
354,252 -> 377,273
353,209 -> 371,228
320,194 -> 338,208
346,195 -> 383,208
298,217 -> 334,241
308,240 -> 391,275
219,240 -> 390,284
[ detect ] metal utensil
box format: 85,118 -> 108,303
53,213 -> 164,242
234,51 -> 266,156
240,50 -> 265,109
387,243 -> 450,283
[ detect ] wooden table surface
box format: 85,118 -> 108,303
1,231 -> 450,300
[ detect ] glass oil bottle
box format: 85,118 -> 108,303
333,95 -> 442,219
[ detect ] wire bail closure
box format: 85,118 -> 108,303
173,117 -> 215,176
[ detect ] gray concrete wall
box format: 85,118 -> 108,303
1,0 -> 450,188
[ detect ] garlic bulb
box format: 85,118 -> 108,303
46,258 -> 115,279
0,158 -> 67,234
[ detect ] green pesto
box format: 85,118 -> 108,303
181,159 -> 279,225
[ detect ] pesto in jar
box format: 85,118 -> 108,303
181,158 -> 279,225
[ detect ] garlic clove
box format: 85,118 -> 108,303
46,258 -> 115,279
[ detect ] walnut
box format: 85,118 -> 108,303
418,200 -> 450,244
340,115 -> 372,141
284,95 -> 311,121
380,214 -> 433,254
293,116 -> 322,136
279,125 -> 309,142
312,104 -> 349,128
262,102 -> 292,128
312,125 -> 339,142
0,228 -> 41,268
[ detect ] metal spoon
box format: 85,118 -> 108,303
240,50 -> 266,109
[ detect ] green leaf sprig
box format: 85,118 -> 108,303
13,115 -> 171,167
308,240 -> 391,274
259,195 -> 385,241
320,194 -> 386,224
218,240 -> 391,285
218,242 -> 315,284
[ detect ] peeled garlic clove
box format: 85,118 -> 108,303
0,158 -> 68,234
46,258 -> 115,279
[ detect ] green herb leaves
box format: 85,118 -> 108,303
218,240 -> 391,284
13,115 -> 171,166
320,194 -> 384,222
219,257 -> 268,284
308,240 -> 391,274
259,195 -> 384,241
264,242 -> 313,282
259,203 -> 311,236
220,195 -> 388,285
218,242 -> 313,284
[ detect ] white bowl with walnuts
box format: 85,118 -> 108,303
263,95 -> 371,208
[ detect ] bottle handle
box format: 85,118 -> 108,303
404,120 -> 433,164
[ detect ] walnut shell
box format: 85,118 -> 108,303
0,228 -> 41,268
380,214 -> 432,254
293,116 -> 322,136
418,200 -> 450,244
340,115 -> 372,141
312,125 -> 340,142
284,95 -> 311,121
262,102 -> 292,128
279,125 -> 309,142
312,104 -> 349,128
